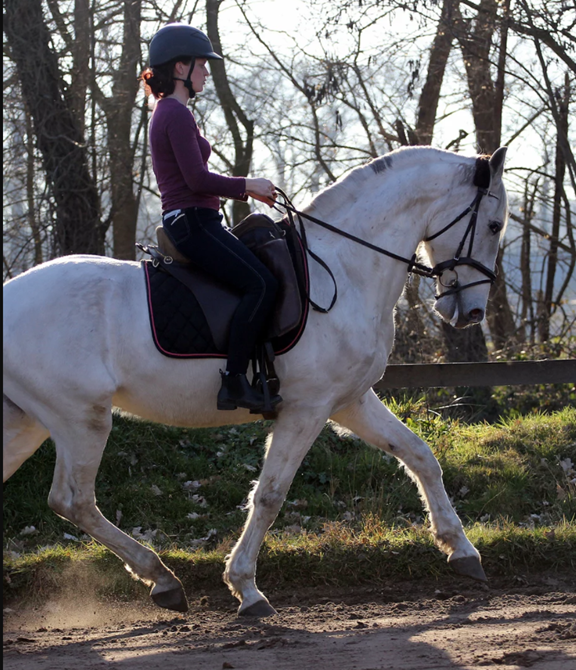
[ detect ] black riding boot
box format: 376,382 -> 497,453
217,372 -> 269,411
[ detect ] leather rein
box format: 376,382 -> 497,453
273,186 -> 497,313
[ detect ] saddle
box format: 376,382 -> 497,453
139,213 -> 310,415
150,213 -> 303,351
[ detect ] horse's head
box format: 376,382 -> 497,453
424,147 -> 508,329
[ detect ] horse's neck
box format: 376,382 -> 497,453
303,163 -> 438,311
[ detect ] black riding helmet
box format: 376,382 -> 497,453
149,23 -> 222,97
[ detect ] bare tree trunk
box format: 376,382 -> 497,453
456,0 -> 499,154
519,219 -> 531,343
101,0 -> 142,260
486,247 -> 516,350
206,0 -> 253,224
440,321 -> 489,362
25,105 -> 43,267
539,74 -> 570,342
70,0 -> 91,135
486,260 -> 517,350
4,0 -> 103,256
519,180 -> 538,343
454,0 -> 517,353
415,0 -> 460,146
493,0 -> 510,149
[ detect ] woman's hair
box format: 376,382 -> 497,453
141,56 -> 193,99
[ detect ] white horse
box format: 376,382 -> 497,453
3,146 -> 508,617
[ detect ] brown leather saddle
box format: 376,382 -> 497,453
144,213 -> 303,353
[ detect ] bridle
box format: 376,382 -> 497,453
423,187 -> 498,299
273,185 -> 498,312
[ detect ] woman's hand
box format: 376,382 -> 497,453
245,178 -> 277,207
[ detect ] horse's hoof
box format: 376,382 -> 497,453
238,599 -> 277,618
449,556 -> 488,582
151,585 -> 189,612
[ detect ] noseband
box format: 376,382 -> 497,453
274,185 -> 497,312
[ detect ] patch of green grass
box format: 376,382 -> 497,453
381,381 -> 575,423
4,406 -> 575,544
435,409 -> 576,522
3,402 -> 574,603
4,518 -> 575,607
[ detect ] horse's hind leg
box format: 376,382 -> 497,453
224,409 -> 329,616
46,405 -> 188,612
332,390 -> 486,582
3,394 -> 50,482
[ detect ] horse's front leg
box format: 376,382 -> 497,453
224,409 -> 329,616
332,389 -> 486,582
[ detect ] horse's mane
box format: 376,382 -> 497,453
305,146 -> 478,219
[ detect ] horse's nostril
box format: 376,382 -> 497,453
468,308 -> 484,322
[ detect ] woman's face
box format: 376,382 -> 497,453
190,58 -> 209,93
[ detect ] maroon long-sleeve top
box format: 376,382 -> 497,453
149,98 -> 247,212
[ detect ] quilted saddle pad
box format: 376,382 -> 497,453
143,261 -> 224,358
143,259 -> 308,360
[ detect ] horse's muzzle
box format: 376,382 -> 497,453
454,307 -> 485,329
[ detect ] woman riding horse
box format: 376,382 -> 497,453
141,23 -> 282,413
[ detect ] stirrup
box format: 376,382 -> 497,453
249,344 -> 282,417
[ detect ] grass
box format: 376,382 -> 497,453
3,396 -> 575,606
4,520 -> 575,606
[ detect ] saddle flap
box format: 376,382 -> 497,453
233,214 -> 303,338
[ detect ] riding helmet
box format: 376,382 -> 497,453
149,23 -> 223,67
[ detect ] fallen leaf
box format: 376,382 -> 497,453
20,526 -> 38,536
191,494 -> 208,507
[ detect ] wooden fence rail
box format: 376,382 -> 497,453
375,359 -> 576,390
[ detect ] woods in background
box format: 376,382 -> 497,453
3,0 -> 575,361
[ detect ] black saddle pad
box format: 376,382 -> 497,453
142,218 -> 309,359
143,262 -> 224,358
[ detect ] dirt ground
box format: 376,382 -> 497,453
3,574 -> 576,670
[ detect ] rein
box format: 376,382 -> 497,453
273,185 -> 497,312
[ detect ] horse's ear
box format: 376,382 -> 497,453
489,146 -> 507,182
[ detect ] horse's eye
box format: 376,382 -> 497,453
488,220 -> 502,235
